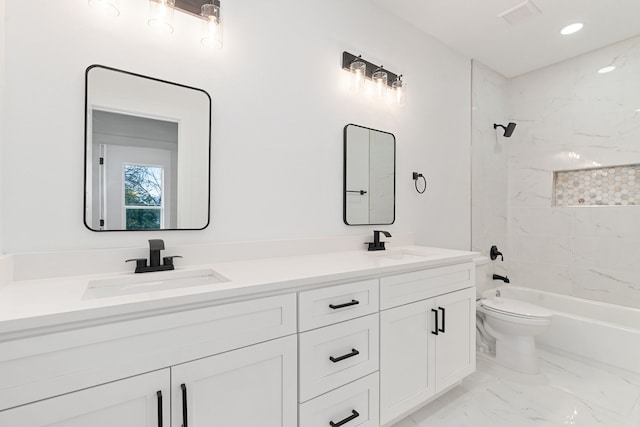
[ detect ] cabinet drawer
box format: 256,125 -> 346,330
299,372 -> 379,427
299,279 -> 379,331
380,262 -> 474,309
299,314 -> 379,402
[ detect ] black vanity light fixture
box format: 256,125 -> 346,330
89,0 -> 223,48
148,0 -> 223,48
342,52 -> 406,106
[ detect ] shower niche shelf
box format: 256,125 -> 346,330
553,163 -> 640,207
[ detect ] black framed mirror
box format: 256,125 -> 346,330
343,124 -> 396,225
84,65 -> 211,231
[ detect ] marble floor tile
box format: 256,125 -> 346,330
392,349 -> 640,427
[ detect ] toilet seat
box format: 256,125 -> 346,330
479,297 -> 552,319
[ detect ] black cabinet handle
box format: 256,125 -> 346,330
329,300 -> 360,310
438,307 -> 446,333
329,348 -> 360,363
156,391 -> 163,427
180,383 -> 188,427
431,308 -> 439,335
330,409 -> 360,427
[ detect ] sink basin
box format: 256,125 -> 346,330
371,250 -> 432,262
84,268 -> 229,299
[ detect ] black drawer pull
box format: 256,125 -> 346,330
330,409 -> 360,427
156,391 -> 163,427
329,300 -> 360,310
329,348 -> 360,363
180,383 -> 188,427
438,306 -> 446,333
431,308 -> 439,335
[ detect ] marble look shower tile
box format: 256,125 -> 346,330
510,235 -> 571,265
572,206 -> 640,239
572,237 -> 640,272
472,210 -> 507,256
499,35 -> 640,314
510,207 -> 573,236
508,166 -> 554,208
572,266 -> 640,309
508,261 -> 572,294
471,61 -> 510,262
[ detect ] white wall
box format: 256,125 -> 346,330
1,0 -> 471,253
507,35 -> 640,309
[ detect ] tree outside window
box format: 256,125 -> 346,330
124,164 -> 163,230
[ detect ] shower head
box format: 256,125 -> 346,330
493,122 -> 517,137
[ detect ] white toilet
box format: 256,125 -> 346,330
474,256 -> 552,374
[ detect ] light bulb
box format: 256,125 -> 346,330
349,58 -> 366,94
201,3 -> 223,48
148,0 -> 175,34
372,68 -> 387,99
392,75 -> 406,107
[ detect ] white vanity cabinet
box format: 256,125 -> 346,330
379,263 -> 476,426
0,249 -> 478,427
0,369 -> 170,427
0,293 -> 297,426
171,335 -> 297,427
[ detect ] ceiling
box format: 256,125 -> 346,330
369,0 -> 640,77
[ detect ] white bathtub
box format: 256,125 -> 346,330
482,286 -> 640,374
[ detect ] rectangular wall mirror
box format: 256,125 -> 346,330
84,65 -> 211,231
343,124 -> 396,225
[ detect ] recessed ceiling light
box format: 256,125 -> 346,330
598,66 -> 616,74
560,23 -> 584,35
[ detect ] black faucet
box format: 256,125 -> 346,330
126,239 -> 182,273
492,274 -> 510,283
490,245 -> 504,261
367,230 -> 392,251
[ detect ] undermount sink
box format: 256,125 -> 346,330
371,249 -> 432,262
84,268 -> 229,299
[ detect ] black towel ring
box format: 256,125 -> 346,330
413,172 -> 427,194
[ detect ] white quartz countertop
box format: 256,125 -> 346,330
0,246 -> 476,338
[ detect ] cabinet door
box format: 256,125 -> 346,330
380,299 -> 436,426
0,369 -> 169,427
434,287 -> 476,391
172,335 -> 297,427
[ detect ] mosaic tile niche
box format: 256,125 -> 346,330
554,164 -> 640,206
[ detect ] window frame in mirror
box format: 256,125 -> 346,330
343,123 -> 396,226
83,64 -> 212,232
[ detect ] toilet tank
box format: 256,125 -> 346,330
474,256 -> 490,298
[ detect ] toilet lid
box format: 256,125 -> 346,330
480,297 -> 552,318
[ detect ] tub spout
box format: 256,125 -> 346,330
493,274 -> 510,283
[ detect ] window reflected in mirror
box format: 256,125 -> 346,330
84,65 -> 211,231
